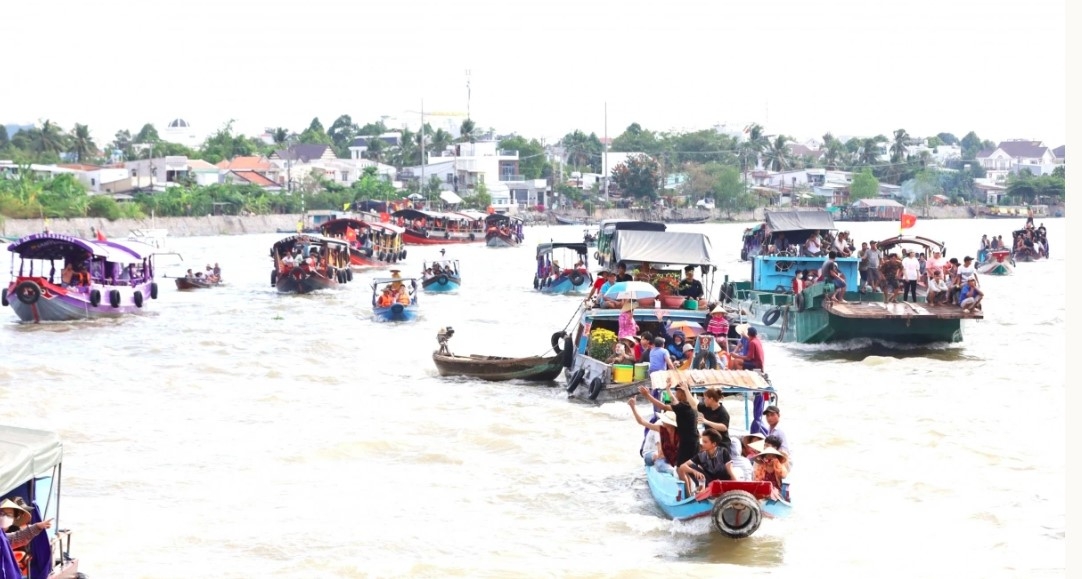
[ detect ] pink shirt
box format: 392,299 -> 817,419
926,256 -> 946,275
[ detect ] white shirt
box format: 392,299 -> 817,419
642,429 -> 661,458
957,264 -> 976,283
928,277 -> 948,292
901,257 -> 920,281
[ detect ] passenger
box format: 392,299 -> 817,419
2,498 -> 52,575
606,337 -> 637,365
61,262 -> 75,286
926,270 -> 949,305
614,262 -> 633,283
617,300 -> 639,341
731,327 -> 765,371
627,400 -> 677,475
376,287 -> 395,307
705,306 -> 730,354
637,334 -> 654,364
752,447 -> 789,500
697,387 -> 730,437
678,265 -> 704,300
638,383 -> 702,495
958,278 -> 984,314
665,331 -> 687,361
678,428 -> 735,492
761,405 -> 790,455
396,287 -> 412,306
677,343 -> 695,369
648,337 -> 676,375
729,437 -> 755,481
741,432 -> 766,460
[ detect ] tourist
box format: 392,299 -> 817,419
865,240 -> 883,293
697,387 -> 730,438
901,250 -> 920,302
956,256 -> 979,287
665,331 -> 688,362
880,253 -> 904,303
638,383 -> 702,494
637,333 -> 655,364
761,405 -> 790,455
607,336 -> 637,365
60,262 -> 75,287
586,269 -> 611,303
705,306 -> 730,353
732,327 -> 765,371
926,270 -> 949,305
648,337 -> 676,375
677,343 -> 695,369
856,243 -> 870,292
729,438 -> 755,481
752,448 -> 789,501
823,251 -> 847,303
677,265 -> 704,300
802,231 -> 822,257
959,278 -> 984,314
628,400 -> 677,475
615,262 -> 633,283
678,429 -> 735,492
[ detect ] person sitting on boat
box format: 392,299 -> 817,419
832,231 -> 851,257
691,333 -> 720,370
615,262 -> 633,283
752,447 -> 789,501
213,263 -> 221,279
627,401 -> 677,475
958,278 -> 984,314
677,343 -> 696,369
697,387 -> 731,436
678,428 -> 735,492
586,269 -> 612,304
2,497 -> 52,576
677,265 -> 704,300
395,286 -> 412,306
376,287 -> 395,308
665,331 -> 688,362
926,270 -> 949,305
741,432 -> 766,459
802,231 -> 822,257
607,336 -> 638,365
729,438 -> 755,481
637,334 -> 655,364
730,327 -> 765,371
760,405 -> 790,455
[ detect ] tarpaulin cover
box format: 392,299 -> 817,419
764,210 -> 836,233
612,230 -> 714,267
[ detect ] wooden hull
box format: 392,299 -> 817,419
5,277 -> 158,323
433,352 -> 565,382
275,268 -> 338,294
174,277 -> 221,289
402,230 -> 481,246
486,232 -> 521,247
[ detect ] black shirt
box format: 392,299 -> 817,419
615,273 -> 633,282
678,278 -> 704,299
672,401 -> 701,464
691,446 -> 733,482
697,402 -> 730,429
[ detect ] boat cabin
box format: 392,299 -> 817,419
8,233 -> 156,288
607,229 -> 716,307
876,235 -> 947,260
595,219 -> 666,268
535,242 -> 590,279
270,234 -> 351,271
371,275 -> 419,307
394,209 -> 485,238
748,210 -> 859,294
366,223 -> 406,260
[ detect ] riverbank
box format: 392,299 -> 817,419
0,214 -> 304,239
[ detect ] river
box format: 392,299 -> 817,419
0,218 -> 1065,578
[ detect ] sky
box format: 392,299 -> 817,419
4,0 -> 1068,149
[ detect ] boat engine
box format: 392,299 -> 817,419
437,326 -> 455,356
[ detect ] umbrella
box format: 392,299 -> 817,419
603,281 -> 658,300
406,193 -> 424,200
667,320 -> 704,337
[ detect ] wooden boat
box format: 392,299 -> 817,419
422,253 -> 461,293
3,233 -> 160,322
594,219 -> 666,268
534,242 -> 593,294
318,217 -> 407,268
269,234 -> 353,294
484,214 -> 524,248
393,209 -> 486,245
371,273 -> 419,322
553,213 -> 588,225
0,424 -> 81,577
432,328 -> 565,381
173,275 -> 222,289
976,249 -> 1015,275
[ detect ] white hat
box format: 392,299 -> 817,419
656,411 -> 678,428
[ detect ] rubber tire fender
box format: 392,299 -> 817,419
438,275 -> 448,285
14,281 -> 40,305
587,377 -> 604,401
346,269 -> 353,282
109,289 -> 121,308
711,490 -> 763,539
469,233 -> 476,241
1,290 -> 8,307
569,272 -> 585,286
550,331 -> 567,355
444,231 -> 450,239
763,307 -> 782,327
150,282 -> 159,299
89,289 -> 101,306
566,368 -> 586,394
533,277 -> 539,290
271,270 -> 279,286
561,335 -> 575,368
741,247 -> 748,261
133,290 -> 144,308
379,252 -> 387,262
401,250 -> 407,260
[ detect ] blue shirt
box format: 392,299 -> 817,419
600,281 -> 614,296
649,347 -> 670,373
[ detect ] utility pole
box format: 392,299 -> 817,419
420,99 -> 426,206
603,101 -> 609,201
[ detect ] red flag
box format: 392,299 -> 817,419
379,212 -> 390,223
900,212 -> 917,230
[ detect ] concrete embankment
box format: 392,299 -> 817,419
0,214 -> 306,238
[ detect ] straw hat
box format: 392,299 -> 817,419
745,439 -> 765,453
741,432 -> 765,445
619,336 -> 637,347
711,305 -> 725,315
682,343 -> 694,352
656,411 -> 678,428
735,323 -> 750,336
753,447 -> 788,463
0,499 -> 30,526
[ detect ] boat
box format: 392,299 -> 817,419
552,213 -> 590,226
431,327 -> 565,381
728,211 -> 980,344
583,228 -> 598,247
976,249 -> 1015,275
269,234 -> 353,294
740,222 -> 766,261
276,209 -> 351,234
3,233 -> 161,322
318,217 -> 407,268
638,370 -> 790,539
393,209 -> 486,245
0,424 -> 81,577
1009,228 -> 1045,262
533,242 -> 593,294
484,214 -> 525,248
173,273 -> 223,289
422,251 -> 461,293
594,219 -> 667,268
371,273 -> 419,322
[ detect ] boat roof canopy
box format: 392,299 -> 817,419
319,217 -> 371,232
600,219 -> 666,233
0,425 -> 62,495
485,213 -> 522,224
8,233 -> 150,263
452,210 -> 487,221
649,369 -> 774,394
271,234 -> 350,253
536,242 -> 588,256
876,235 -> 947,255
765,210 -> 836,233
612,230 -> 714,268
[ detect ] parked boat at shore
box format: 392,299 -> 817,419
4,233 -> 160,322
269,234 -> 352,294
484,214 -> 524,247
432,327 -> 565,381
534,242 -> 593,294
0,424 -> 81,577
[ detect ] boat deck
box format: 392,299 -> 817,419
649,369 -> 772,391
824,301 -> 983,320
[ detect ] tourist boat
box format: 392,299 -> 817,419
318,217 -> 407,268
173,274 -> 223,290
484,214 -> 525,248
533,242 -> 593,294
638,370 -> 790,539
728,212 -> 979,344
740,222 -> 766,261
552,213 -> 591,225
422,252 -> 461,293
371,275 -> 419,322
431,328 -> 565,381
3,233 -> 161,322
583,228 -> 598,247
392,209 -> 486,245
977,249 -> 1015,275
1009,228 -> 1045,262
0,424 -> 81,577
594,219 -> 666,268
269,234 -> 353,294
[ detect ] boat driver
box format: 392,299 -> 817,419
677,265 -> 704,299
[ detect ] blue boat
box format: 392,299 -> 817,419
371,272 -> 419,322
639,372 -> 792,538
533,241 -> 593,294
422,251 -> 461,293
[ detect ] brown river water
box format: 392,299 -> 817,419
0,218 -> 1065,578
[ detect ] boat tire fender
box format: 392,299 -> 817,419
1,291 -> 7,307
271,270 -> 278,286
469,233 -> 476,241
775,285 -> 788,294
587,377 -> 604,401
561,336 -> 575,368
711,490 -> 763,539
444,231 -> 450,239
150,282 -> 159,299
108,289 -> 121,308
533,277 -> 539,290
569,272 -> 585,287
401,250 -> 407,260
379,252 -> 387,262
795,292 -> 806,312
423,230 -> 429,238
89,289 -> 101,307
763,307 -> 782,327
550,331 -> 567,355
133,290 -> 144,308
438,275 -> 448,285
566,368 -> 586,394
740,247 -> 748,261
14,281 -> 41,305
346,269 -> 353,282
363,247 -> 374,257
593,251 -> 600,260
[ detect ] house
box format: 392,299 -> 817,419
976,140 -> 1060,181
216,156 -> 281,184
269,144 -> 338,164
419,139 -> 520,193
0,161 -> 80,180
162,118 -> 201,149
57,163 -> 128,193
224,170 -> 282,191
187,159 -> 220,186
787,143 -> 824,165
124,156 -> 193,188
973,179 -> 1007,205
1053,145 -> 1065,164
347,133 -> 403,160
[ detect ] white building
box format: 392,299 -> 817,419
422,139 -> 521,193
161,118 -> 201,149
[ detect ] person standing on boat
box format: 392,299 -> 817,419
865,241 -> 883,293
956,256 -> 979,288
901,250 -> 920,302
677,265 -> 704,300
823,251 -> 847,303
648,337 -> 676,375
639,383 -> 702,492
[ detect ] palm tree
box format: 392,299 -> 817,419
859,136 -> 887,166
429,129 -> 453,157
272,127 -> 289,146
890,129 -> 909,163
762,135 -> 793,171
458,119 -> 476,144
35,120 -> 68,157
69,123 -> 98,162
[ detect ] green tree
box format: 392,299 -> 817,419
458,119 -> 477,144
762,135 -> 793,171
134,123 -> 160,144
936,132 -> 959,146
960,131 -> 984,159
610,123 -> 662,155
667,129 -> 737,165
464,181 -> 491,210
0,126 -> 8,149
849,169 -> 879,202
560,130 -> 603,173
610,154 -> 660,200
889,128 -> 909,163
298,117 -> 332,145
328,114 -> 356,157
69,123 -> 98,162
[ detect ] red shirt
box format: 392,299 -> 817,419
746,337 -> 765,369
592,277 -> 606,291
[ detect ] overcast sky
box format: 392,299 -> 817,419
6,0 -> 1067,147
